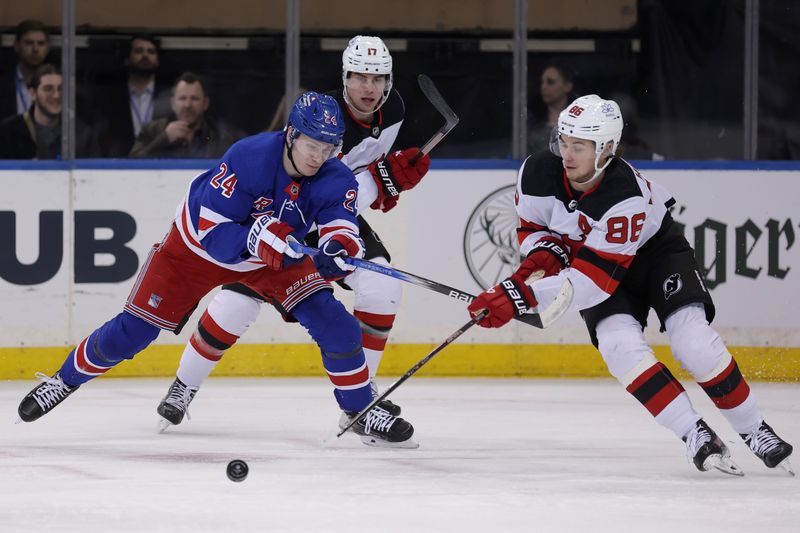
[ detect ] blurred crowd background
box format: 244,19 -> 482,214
0,0 -> 797,161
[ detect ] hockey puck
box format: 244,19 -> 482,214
226,459 -> 249,482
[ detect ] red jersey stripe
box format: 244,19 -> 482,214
572,258 -> 621,294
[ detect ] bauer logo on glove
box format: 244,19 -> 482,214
467,274 -> 538,328
313,231 -> 365,281
368,147 -> 431,212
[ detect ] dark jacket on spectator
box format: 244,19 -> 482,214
0,70 -> 19,121
0,105 -> 97,159
129,114 -> 235,158
94,79 -> 171,157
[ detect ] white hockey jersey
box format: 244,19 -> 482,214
516,151 -> 676,313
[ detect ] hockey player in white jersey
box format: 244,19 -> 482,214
468,95 -> 793,475
156,36 -> 431,443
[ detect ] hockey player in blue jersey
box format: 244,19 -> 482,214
155,36 -> 431,439
17,91 -> 417,448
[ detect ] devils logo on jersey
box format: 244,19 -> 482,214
663,273 -> 683,300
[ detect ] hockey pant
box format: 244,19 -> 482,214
595,303 -> 762,439
180,287 -> 372,412
177,256 -> 402,390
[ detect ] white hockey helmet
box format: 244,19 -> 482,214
342,35 -> 393,111
555,94 -> 624,182
557,94 -> 623,157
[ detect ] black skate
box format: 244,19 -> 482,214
740,421 -> 795,476
17,372 -> 79,423
339,405 -> 417,449
370,379 -> 401,416
683,419 -> 743,476
156,378 -> 198,433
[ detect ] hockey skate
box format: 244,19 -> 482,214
339,404 -> 418,449
156,378 -> 198,433
683,419 -> 743,476
370,379 -> 401,416
17,372 -> 79,423
740,421 -> 795,476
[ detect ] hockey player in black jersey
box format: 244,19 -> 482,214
155,36 -> 430,448
468,94 -> 793,475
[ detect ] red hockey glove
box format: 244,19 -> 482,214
247,216 -> 302,271
467,274 -> 538,328
516,238 -> 570,280
369,147 -> 431,212
314,232 -> 365,280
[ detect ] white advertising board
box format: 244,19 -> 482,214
1,165 -> 797,348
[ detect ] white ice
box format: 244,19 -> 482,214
1,377 -> 798,532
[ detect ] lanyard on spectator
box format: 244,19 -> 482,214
15,70 -> 30,113
129,90 -> 154,135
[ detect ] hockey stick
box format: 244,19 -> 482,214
409,74 -> 460,164
337,311 -> 486,438
288,241 -> 574,329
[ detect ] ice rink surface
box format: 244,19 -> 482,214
1,377 -> 798,532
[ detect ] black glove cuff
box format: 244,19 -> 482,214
529,239 -> 570,268
499,277 -> 535,317
373,159 -> 401,198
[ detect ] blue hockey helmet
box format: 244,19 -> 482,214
287,91 -> 345,147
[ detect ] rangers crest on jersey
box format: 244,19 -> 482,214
148,293 -> 163,308
284,181 -> 301,201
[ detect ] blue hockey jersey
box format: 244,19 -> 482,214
175,131 -> 360,271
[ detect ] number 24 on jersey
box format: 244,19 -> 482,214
210,163 -> 238,198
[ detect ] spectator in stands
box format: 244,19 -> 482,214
130,72 -> 235,158
0,20 -> 51,121
527,62 -> 577,154
0,64 -> 96,159
95,35 -> 171,157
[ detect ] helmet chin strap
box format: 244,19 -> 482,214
586,154 -> 614,185
284,135 -> 308,179
569,142 -> 615,186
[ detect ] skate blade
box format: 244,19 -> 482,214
704,454 -> 745,477
777,458 -> 795,477
359,435 -> 419,449
157,418 -> 173,434
15,416 -> 23,424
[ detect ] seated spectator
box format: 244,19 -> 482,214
130,72 -> 235,158
95,35 -> 171,157
0,64 -> 96,159
528,62 -> 577,154
0,20 -> 51,121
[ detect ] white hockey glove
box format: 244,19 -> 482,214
247,216 -> 303,270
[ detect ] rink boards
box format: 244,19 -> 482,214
1,161 -> 798,380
